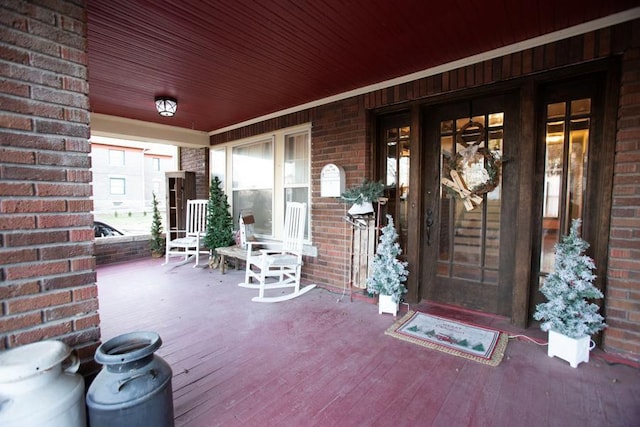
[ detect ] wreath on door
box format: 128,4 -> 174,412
442,121 -> 502,210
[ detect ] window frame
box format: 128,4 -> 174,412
109,176 -> 126,195
210,123 -> 312,241
108,149 -> 125,166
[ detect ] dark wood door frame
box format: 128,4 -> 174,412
420,93 -> 520,316
371,58 -> 619,326
527,69 -> 620,327
373,108 -> 423,304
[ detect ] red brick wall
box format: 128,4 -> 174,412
179,147 -> 209,199
95,235 -> 152,265
209,21 -> 640,361
210,110 -> 312,145
0,0 -> 100,373
606,34 -> 640,358
304,97 -> 371,289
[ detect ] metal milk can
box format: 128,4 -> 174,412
0,340 -> 87,427
86,331 -> 174,427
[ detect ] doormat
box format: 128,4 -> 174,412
385,311 -> 508,366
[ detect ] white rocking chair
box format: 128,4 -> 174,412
238,202 -> 316,302
164,199 -> 208,267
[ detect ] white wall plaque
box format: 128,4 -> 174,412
320,163 -> 345,197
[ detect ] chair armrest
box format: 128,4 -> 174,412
258,246 -> 303,258
245,241 -> 266,250
167,229 -> 187,239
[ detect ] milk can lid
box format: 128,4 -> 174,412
0,340 -> 71,383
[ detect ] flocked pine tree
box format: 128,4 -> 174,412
366,214 -> 409,303
204,176 -> 234,267
150,192 -> 165,256
533,219 -> 606,338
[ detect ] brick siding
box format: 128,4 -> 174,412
304,97 -> 371,288
606,36 -> 640,358
94,235 -> 153,265
0,0 -> 100,374
207,21 -> 640,361
180,147 -> 209,199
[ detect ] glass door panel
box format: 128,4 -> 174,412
438,113 -> 503,286
539,99 -> 590,279
382,122 -> 410,248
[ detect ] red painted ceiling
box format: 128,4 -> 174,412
87,1 -> 638,133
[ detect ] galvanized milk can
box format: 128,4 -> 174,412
86,331 -> 174,427
0,340 -> 86,427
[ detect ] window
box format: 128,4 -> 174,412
211,124 -> 311,240
108,149 -> 125,166
539,98 -> 591,274
210,148 -> 226,188
153,157 -> 160,171
284,131 -> 310,237
378,114 -> 410,248
109,177 -> 125,195
232,139 -> 274,235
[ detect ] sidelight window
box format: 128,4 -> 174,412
380,121 -> 411,248
539,99 -> 591,274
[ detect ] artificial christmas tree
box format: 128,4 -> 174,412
533,219 -> 606,367
204,177 -> 234,268
366,215 -> 409,315
149,192 -> 165,257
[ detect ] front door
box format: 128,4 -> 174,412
421,93 -> 519,315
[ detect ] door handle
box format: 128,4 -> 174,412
426,208 -> 434,246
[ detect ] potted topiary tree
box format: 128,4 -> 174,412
341,179 -> 384,215
150,192 -> 165,257
533,219 -> 606,368
366,214 -> 409,316
204,176 -> 234,269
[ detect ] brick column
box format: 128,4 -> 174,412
0,0 -> 100,374
605,41 -> 640,359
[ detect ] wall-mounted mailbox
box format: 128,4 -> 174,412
320,163 -> 345,197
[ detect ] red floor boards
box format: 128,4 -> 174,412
96,258 -> 640,426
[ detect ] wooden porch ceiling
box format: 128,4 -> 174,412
87,1 -> 638,133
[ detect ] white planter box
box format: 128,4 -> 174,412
378,294 -> 398,316
547,329 -> 590,368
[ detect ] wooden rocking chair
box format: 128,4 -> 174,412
164,199 -> 208,267
238,202 -> 316,302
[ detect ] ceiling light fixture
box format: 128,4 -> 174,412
155,96 -> 177,117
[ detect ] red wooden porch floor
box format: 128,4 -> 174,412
96,258 -> 640,427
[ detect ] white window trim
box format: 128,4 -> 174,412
211,123 -> 312,242
109,176 -> 126,195
108,148 -> 125,166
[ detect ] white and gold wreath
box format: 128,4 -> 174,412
442,121 -> 502,211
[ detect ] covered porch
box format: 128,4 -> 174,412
96,258 -> 640,426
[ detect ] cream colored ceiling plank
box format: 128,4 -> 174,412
91,113 -> 209,148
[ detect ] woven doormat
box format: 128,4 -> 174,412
386,311 -> 508,366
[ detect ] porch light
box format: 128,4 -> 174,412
155,96 -> 177,117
